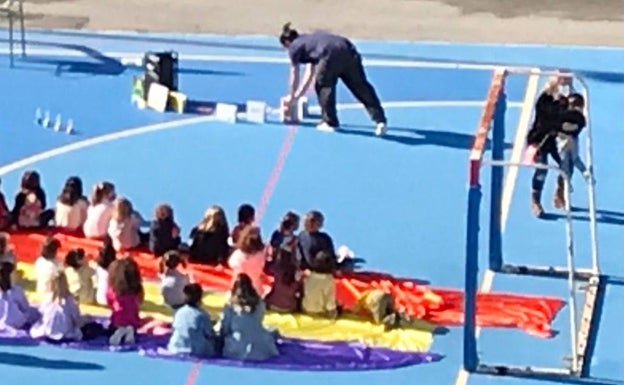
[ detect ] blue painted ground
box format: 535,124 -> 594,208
0,30 -> 622,385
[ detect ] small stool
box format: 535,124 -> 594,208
168,91 -> 188,114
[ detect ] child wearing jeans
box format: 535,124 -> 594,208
264,249 -> 301,313
0,257 -> 40,331
64,248 -> 96,304
30,272 -> 85,341
301,250 -> 338,319
106,258 -> 144,346
159,250 -> 190,311
219,274 -> 278,361
167,283 -> 216,356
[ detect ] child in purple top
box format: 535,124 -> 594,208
265,249 -> 302,313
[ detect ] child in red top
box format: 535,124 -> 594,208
265,248 -> 301,313
106,257 -> 144,346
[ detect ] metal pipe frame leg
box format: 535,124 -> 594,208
18,0 -> 25,57
8,12 -> 14,67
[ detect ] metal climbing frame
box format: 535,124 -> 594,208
462,67 -> 623,384
0,0 -> 26,67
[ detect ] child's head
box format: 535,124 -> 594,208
64,248 -> 86,270
40,237 -> 61,260
303,210 -> 324,232
236,226 -> 264,254
58,176 -> 84,206
198,205 -> 228,232
154,203 -> 174,222
230,273 -> 260,312
20,170 -> 41,192
97,235 -> 116,270
568,93 -> 585,110
274,248 -> 297,285
279,211 -> 300,233
183,283 -> 203,307
160,250 -> 184,274
108,257 -> 143,296
0,232 -> 8,254
0,261 -> 15,292
112,197 -> 133,221
90,182 -> 116,205
50,272 -> 70,302
237,204 -> 255,225
309,250 -> 335,274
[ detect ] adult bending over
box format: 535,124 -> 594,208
279,23 -> 387,136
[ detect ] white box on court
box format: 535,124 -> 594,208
246,100 -> 267,123
215,103 -> 238,123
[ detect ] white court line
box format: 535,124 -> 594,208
0,100 -> 492,176
0,116 -> 215,176
500,70 -> 541,231
311,100 -> 523,113
453,69 -> 541,385
1,48 -> 505,70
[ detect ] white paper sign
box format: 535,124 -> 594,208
246,100 -> 267,124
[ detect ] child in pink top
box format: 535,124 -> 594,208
107,197 -> 144,251
106,257 -> 144,346
83,182 -> 116,239
228,226 -> 267,296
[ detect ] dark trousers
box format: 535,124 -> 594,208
315,49 -> 386,127
531,144 -> 562,194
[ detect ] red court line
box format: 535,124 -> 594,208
183,125 -> 298,385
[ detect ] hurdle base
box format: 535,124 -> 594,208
475,364 -> 622,385
498,263 -> 597,281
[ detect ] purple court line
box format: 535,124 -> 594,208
183,125 -> 299,385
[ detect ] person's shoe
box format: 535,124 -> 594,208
375,122 -> 387,136
531,190 -> 544,217
316,122 -> 337,132
109,327 -> 126,346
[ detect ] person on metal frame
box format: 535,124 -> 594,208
278,22 -> 388,136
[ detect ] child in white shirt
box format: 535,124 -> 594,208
95,236 -> 116,306
83,182 -> 116,239
34,237 -> 61,296
30,272 -> 84,341
0,258 -> 40,331
107,197 -> 144,251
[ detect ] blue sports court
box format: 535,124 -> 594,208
0,29 -> 622,385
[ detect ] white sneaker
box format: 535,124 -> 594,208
109,327 -> 126,346
375,122 -> 387,136
316,122 -> 337,132
123,326 -> 135,345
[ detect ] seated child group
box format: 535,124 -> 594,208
0,171 -> 400,361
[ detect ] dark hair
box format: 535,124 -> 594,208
40,237 -> 61,260
90,182 -> 115,205
303,210 -> 324,232
230,274 -> 260,312
236,226 -> 265,254
279,22 -> 299,46
97,235 -> 116,270
568,93 -> 585,109
309,250 -> 335,274
21,170 -> 41,192
160,250 -> 184,274
183,283 -> 203,307
108,257 -> 143,296
274,249 -> 297,285
58,176 -> 84,206
237,204 -> 255,224
0,262 -> 14,293
0,232 -> 8,254
64,248 -> 85,270
279,211 -> 300,232
154,203 -> 173,221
